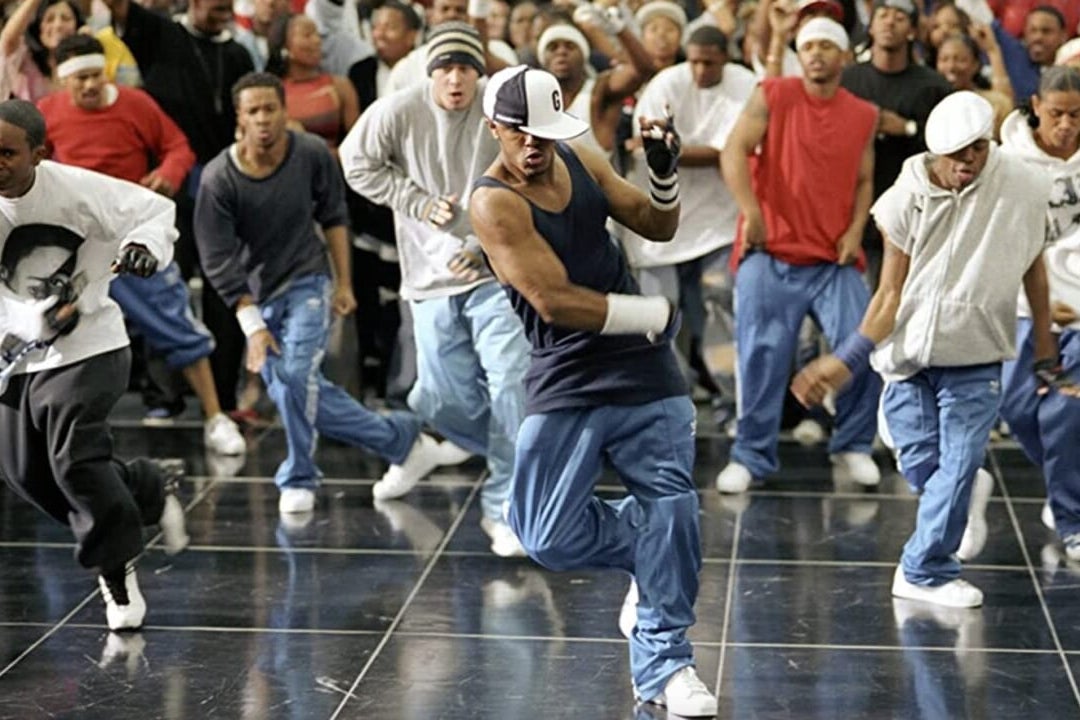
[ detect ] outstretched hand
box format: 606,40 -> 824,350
791,355 -> 853,408
640,105 -> 681,178
112,243 -> 158,278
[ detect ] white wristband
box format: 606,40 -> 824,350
236,304 -> 267,337
600,294 -> 670,335
468,0 -> 491,18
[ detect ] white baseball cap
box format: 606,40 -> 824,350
924,91 -> 994,155
483,65 -> 589,141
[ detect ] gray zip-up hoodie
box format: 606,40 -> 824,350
869,146 -> 1052,382
339,80 -> 497,301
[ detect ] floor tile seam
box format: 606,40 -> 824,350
726,641 -> 1066,655
56,622 -> 386,636
989,449 -> 1080,709
714,510 -> 742,698
141,544 -> 440,556
0,593 -> 99,679
727,558 -> 1030,572
0,473 -> 220,680
184,475 -> 478,487
328,470 -> 487,720
385,630 -> 716,646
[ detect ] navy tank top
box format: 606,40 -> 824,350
473,142 -> 686,415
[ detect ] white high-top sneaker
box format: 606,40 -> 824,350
957,469 -> 993,562
373,434 -> 444,501
642,665 -> 718,717
891,566 -> 983,608
98,563 -> 146,631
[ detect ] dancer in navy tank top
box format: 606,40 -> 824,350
469,65 -> 717,718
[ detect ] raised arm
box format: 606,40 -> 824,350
721,85 -> 769,250
1,0 -> 44,57
575,134 -> 679,242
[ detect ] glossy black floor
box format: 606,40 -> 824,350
2,405 -> 1079,720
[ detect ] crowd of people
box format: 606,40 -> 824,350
2,0 -> 1080,716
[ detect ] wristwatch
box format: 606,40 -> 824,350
904,119 -> 917,137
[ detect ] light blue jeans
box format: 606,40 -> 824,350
408,282 -> 529,520
732,253 -> 880,477
882,364 -> 1002,585
260,274 -> 421,490
508,396 -> 701,702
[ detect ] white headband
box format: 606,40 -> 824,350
795,17 -> 849,52
538,24 -> 590,66
56,53 -> 106,79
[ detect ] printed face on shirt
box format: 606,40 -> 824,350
235,86 -> 288,149
1034,90 -> 1080,156
431,63 -> 480,111
930,138 -> 990,190
372,6 -> 418,66
687,43 -> 727,89
490,122 -> 556,178
797,38 -> 845,84
0,225 -> 83,302
38,1 -> 78,52
63,66 -> 108,110
0,121 -> 44,199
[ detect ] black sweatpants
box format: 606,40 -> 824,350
0,347 -> 165,573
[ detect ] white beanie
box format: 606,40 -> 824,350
924,91 -> 993,155
537,24 -> 591,64
795,17 -> 849,52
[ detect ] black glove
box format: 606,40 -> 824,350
1034,358 -> 1073,393
642,112 -> 681,178
112,244 -> 158,278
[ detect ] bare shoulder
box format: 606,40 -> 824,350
471,182 -> 532,233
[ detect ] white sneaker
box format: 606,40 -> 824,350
373,434 -> 442,501
480,516 -> 527,557
278,487 -> 316,514
619,579 -> 638,639
98,564 -> 146,631
891,566 -> 983,608
957,469 -> 993,562
830,452 -> 881,487
792,418 -> 826,446
204,413 -> 245,455
716,462 -> 752,494
435,440 -> 472,465
643,665 -> 718,718
1042,501 -> 1057,531
158,494 -> 190,555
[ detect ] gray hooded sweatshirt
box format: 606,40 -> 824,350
869,146 -> 1052,382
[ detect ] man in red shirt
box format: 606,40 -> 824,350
718,17 -> 882,493
38,34 -> 246,457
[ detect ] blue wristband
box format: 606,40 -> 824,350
834,333 -> 875,373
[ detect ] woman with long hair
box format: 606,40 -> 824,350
0,0 -> 138,101
266,13 -> 359,153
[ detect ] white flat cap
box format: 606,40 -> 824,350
924,91 -> 994,155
